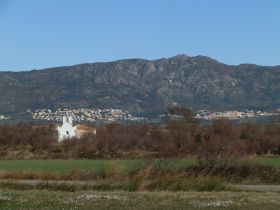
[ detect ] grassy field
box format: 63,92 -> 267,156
0,158 -> 280,209
0,190 -> 280,209
258,157 -> 280,168
0,157 -> 279,185
0,157 -> 279,173
0,158 -> 197,173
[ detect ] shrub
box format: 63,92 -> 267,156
192,177 -> 227,191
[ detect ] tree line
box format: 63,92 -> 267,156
0,118 -> 280,159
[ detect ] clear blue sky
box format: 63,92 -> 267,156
0,0 -> 279,71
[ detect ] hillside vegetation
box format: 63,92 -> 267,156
1,55 -> 280,118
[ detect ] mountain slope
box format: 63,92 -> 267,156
1,55 -> 280,116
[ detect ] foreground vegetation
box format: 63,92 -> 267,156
1,190 -> 280,210
0,158 -> 280,191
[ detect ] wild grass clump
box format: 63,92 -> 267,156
0,182 -> 34,190
121,160 -> 228,191
187,158 -> 280,184
0,170 -> 61,180
192,177 -> 228,191
99,161 -> 127,179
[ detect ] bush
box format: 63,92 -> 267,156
192,177 -> 227,191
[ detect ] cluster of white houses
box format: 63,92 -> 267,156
195,110 -> 277,120
29,108 -> 146,123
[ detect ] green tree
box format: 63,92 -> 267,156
165,106 -> 197,123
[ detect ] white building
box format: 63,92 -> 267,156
57,116 -> 77,142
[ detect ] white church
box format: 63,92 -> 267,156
57,115 -> 97,142
57,116 -> 77,142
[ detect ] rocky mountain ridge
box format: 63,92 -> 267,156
1,54 -> 280,118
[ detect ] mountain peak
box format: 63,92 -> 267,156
171,54 -> 190,61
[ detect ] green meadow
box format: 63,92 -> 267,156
0,158 -> 197,173
0,157 -> 278,173
258,157 -> 280,168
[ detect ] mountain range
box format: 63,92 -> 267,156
1,54 -> 280,118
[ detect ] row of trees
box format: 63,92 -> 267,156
0,118 -> 280,159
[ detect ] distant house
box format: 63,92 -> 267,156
76,124 -> 97,138
57,115 -> 96,142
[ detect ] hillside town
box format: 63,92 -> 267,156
195,110 -> 278,121
27,108 -> 146,123
1,109 -> 278,123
